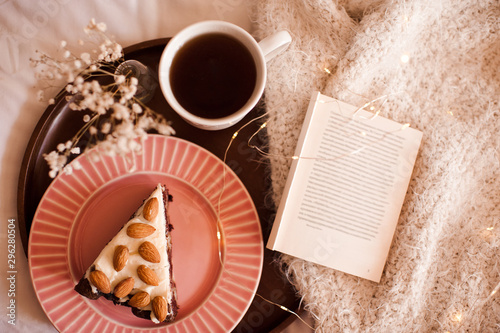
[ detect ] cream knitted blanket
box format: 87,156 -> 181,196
252,0 -> 500,331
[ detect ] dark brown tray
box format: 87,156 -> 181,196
17,38 -> 299,332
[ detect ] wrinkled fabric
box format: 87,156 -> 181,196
253,0 -> 500,331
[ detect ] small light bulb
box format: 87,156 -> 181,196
292,156 -> 299,160
232,132 -> 238,139
401,54 -> 410,63
486,227 -> 494,231
324,67 -> 332,74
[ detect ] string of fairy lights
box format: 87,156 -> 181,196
211,94 -> 414,329
213,95 -> 498,331
37,14 -> 496,331
214,109 -> 316,329
209,20 -> 499,329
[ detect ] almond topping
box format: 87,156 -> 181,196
152,296 -> 168,322
138,241 -> 161,263
113,277 -> 134,298
126,223 -> 156,238
113,245 -> 129,272
128,291 -> 150,308
143,197 -> 159,222
89,270 -> 111,294
137,265 -> 159,286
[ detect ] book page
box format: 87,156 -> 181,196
267,92 -> 423,282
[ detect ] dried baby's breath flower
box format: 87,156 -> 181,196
73,160 -> 82,170
34,19 -> 175,178
37,90 -> 47,102
157,123 -> 176,136
81,52 -> 91,64
115,74 -> 126,84
132,103 -> 142,114
96,22 -> 107,32
63,164 -> 73,175
101,122 -> 111,134
44,151 -> 67,179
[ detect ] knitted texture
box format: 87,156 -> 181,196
252,0 -> 500,332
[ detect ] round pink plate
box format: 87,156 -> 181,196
28,135 -> 263,332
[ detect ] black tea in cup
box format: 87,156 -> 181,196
169,33 -> 257,119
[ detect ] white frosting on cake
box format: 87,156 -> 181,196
85,184 -> 176,317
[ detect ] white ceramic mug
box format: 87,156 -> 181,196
158,20 -> 291,131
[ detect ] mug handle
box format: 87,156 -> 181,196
258,30 -> 292,62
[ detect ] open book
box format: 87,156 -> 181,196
267,92 -> 423,282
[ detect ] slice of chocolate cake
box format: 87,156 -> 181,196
75,184 -> 178,323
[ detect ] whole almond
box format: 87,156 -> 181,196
128,291 -> 150,308
89,270 -> 111,294
113,277 -> 135,298
152,296 -> 168,322
137,265 -> 159,286
138,241 -> 161,263
113,245 -> 129,272
126,223 -> 156,238
143,197 -> 159,222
